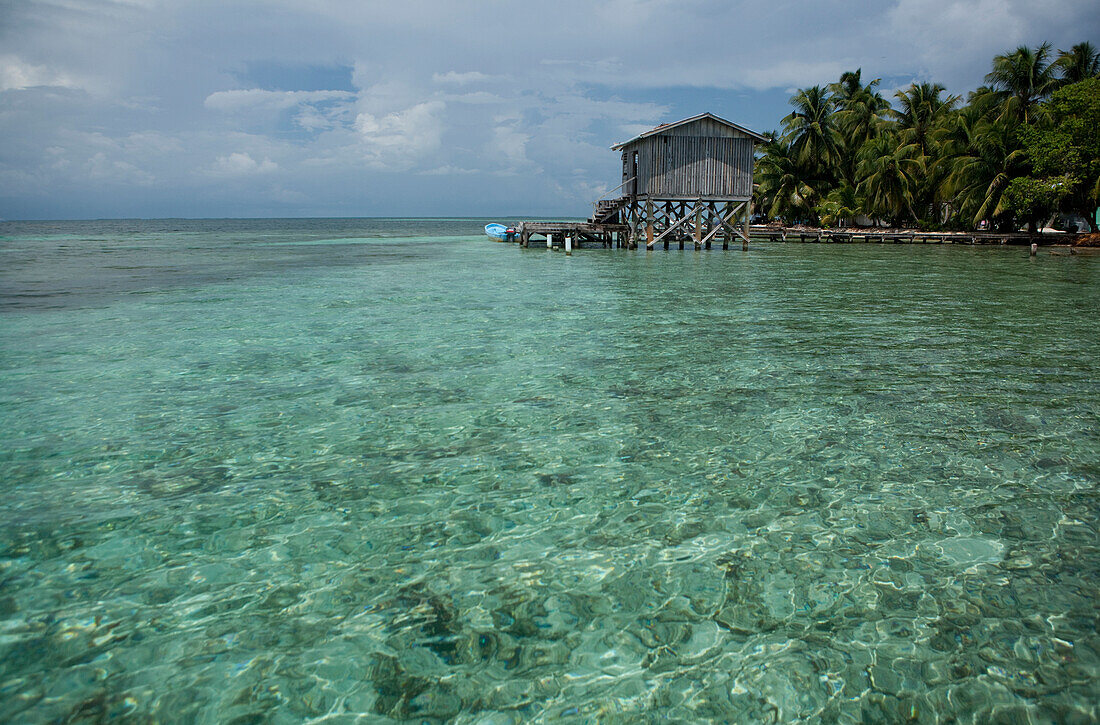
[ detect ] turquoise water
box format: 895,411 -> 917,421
1,219 -> 1098,723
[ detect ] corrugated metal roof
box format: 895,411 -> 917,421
611,112 -> 767,150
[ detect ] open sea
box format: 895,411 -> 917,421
1,218 -> 1097,723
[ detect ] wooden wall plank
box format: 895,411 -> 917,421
626,119 -> 757,199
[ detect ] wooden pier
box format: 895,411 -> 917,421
516,221 -> 628,250
504,223 -> 1080,252
752,227 -> 1077,246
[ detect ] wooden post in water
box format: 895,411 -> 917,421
546,233 -> 552,250
565,235 -> 572,255
645,199 -> 654,248
704,203 -> 712,249
722,202 -> 730,250
694,203 -> 702,250
743,200 -> 751,250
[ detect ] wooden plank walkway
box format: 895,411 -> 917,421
752,227 -> 1079,246
505,221 -> 1085,253
516,221 -> 628,251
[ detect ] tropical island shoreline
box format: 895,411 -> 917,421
747,224 -> 1100,247
753,41 -> 1099,237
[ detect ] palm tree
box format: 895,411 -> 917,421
936,107 -> 1027,228
856,133 -> 921,225
1055,41 -> 1100,84
816,182 -> 862,228
965,85 -> 1004,122
891,83 -> 959,223
830,69 -> 891,185
892,82 -> 959,159
755,134 -> 824,223
781,86 -> 842,181
984,43 -> 1060,123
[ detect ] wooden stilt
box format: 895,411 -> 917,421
694,202 -> 702,250
722,202 -> 730,249
704,202 -> 713,249
645,199 -> 654,248
742,199 -> 751,251
649,211 -> 695,249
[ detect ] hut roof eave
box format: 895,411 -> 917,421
610,112 -> 768,150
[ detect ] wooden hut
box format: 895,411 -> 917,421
596,112 -> 766,249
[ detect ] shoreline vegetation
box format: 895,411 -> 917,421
755,41 -> 1100,235
749,224 -> 1100,248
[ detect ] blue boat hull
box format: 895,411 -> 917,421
485,223 -> 509,242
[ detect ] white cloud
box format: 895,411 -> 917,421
420,165 -> 481,175
211,152 -> 278,175
271,187 -> 309,203
2,0 -> 1098,218
432,71 -> 494,85
738,60 -> 848,92
490,124 -> 532,169
0,55 -> 80,91
883,0 -> 1094,86
204,89 -> 354,113
437,91 -> 505,105
86,152 -> 154,185
888,0 -> 1028,52
353,101 -> 445,170
616,124 -> 654,141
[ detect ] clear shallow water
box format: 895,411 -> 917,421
1,219 -> 1098,723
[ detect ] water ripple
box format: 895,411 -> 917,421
1,224 -> 1098,722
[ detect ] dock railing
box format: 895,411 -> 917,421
592,177 -> 635,208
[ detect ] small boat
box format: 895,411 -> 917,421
485,223 -> 515,242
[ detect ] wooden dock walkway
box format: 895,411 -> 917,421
506,222 -> 1083,251
752,227 -> 1074,246
516,221 -> 628,251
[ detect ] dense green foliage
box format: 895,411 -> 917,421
755,41 -> 1100,231
1012,78 -> 1100,228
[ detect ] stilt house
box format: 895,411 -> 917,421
596,112 -> 766,249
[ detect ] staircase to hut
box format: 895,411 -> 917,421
590,196 -> 629,224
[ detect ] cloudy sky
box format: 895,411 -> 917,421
1,0 -> 1096,219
